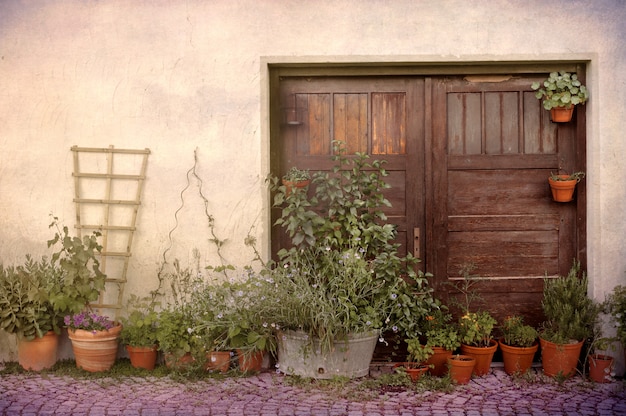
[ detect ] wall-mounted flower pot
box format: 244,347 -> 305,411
550,107 -> 574,123
282,179 -> 310,196
548,176 -> 578,202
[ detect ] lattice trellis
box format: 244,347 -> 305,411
71,145 -> 150,318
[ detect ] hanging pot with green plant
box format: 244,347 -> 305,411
531,72 -> 588,123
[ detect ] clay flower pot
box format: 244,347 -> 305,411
17,331 -> 59,371
68,324 -> 122,372
237,349 -> 264,372
539,337 -> 583,378
550,107 -> 574,123
426,346 -> 453,377
126,345 -> 158,370
460,339 -> 498,376
548,175 -> 578,202
588,354 -> 613,383
448,355 -> 475,385
205,351 -> 231,373
499,338 -> 538,376
393,362 -> 429,382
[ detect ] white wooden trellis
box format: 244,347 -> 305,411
71,145 -> 150,318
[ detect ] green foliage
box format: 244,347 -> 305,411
423,308 -> 461,351
458,311 -> 497,347
549,171 -> 585,182
282,167 -> 310,182
0,256 -> 61,339
531,71 -> 589,110
500,316 -> 537,348
606,283 -> 626,345
154,256 -> 204,359
46,218 -> 106,315
405,339 -> 433,364
192,267 -> 277,354
120,295 -> 160,347
268,142 -> 439,350
540,260 -> 598,344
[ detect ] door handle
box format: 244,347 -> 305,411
413,227 -> 420,259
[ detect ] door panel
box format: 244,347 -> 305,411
274,77 -> 424,260
432,76 -> 583,327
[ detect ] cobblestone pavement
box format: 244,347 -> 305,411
1,367 -> 625,416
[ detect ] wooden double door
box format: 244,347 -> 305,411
270,68 -> 586,326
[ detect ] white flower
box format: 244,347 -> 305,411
187,327 -> 193,334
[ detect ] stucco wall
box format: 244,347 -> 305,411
1,0 -> 625,372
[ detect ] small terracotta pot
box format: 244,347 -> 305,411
205,351 -> 231,373
164,352 -> 195,369
126,345 -> 158,370
499,338 -> 538,376
550,107 -> 574,123
426,347 -> 453,377
393,362 -> 429,382
282,179 -> 310,196
237,349 -> 264,372
548,176 -> 578,202
448,355 -> 475,385
588,354 -> 613,383
461,340 -> 498,376
17,331 -> 59,371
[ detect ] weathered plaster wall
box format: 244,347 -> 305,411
1,0 -> 625,372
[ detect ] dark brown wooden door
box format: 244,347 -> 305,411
430,75 -> 585,326
273,76 -> 425,260
272,72 -> 586,328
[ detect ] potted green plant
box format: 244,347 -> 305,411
281,166 -> 310,195
606,284 -> 626,348
531,71 -> 589,122
423,308 -> 461,377
119,295 -> 160,370
192,267 -> 276,373
398,339 -> 433,382
64,310 -> 121,372
498,315 -> 538,376
267,143 -> 437,379
539,260 -> 599,378
548,171 -> 585,203
0,256 -> 62,371
451,264 -> 498,377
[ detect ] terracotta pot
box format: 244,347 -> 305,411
205,351 -> 231,373
164,352 -> 195,369
237,349 -> 264,372
461,340 -> 498,376
447,355 -> 475,385
68,324 -> 122,372
282,179 -> 310,196
126,345 -> 158,370
17,331 -> 59,371
550,106 -> 574,123
426,346 -> 453,377
393,362 -> 429,382
588,354 -> 613,383
539,337 -> 583,378
499,338 -> 538,376
548,175 -> 578,202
